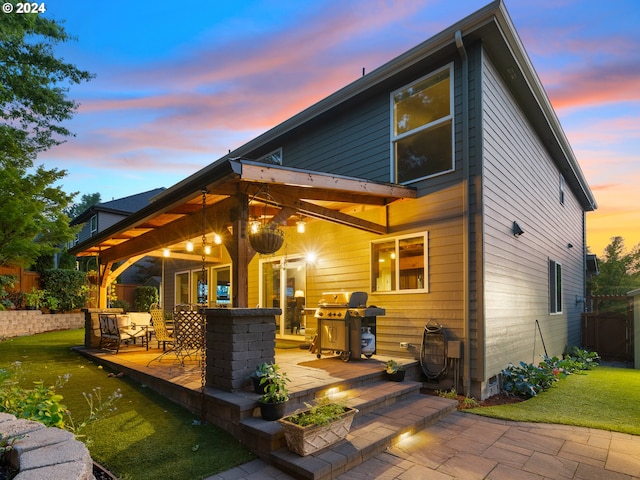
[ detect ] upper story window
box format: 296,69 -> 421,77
391,65 -> 454,184
90,215 -> 97,235
549,259 -> 562,314
371,233 -> 428,293
257,148 -> 282,165
559,174 -> 565,205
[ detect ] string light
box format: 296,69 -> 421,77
186,241 -> 194,252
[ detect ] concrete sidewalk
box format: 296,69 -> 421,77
209,412 -> 640,479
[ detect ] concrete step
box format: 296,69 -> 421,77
268,394 -> 458,480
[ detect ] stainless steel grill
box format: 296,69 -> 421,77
314,291 -> 385,362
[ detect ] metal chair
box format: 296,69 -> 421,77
146,305 -> 176,366
172,306 -> 205,367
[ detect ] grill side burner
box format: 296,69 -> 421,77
313,291 -> 385,362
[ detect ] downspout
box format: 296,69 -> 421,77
455,30 -> 472,396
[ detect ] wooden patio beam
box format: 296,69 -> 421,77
98,196 -> 236,264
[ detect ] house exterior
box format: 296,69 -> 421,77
69,0 -> 596,399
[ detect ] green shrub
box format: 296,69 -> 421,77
0,363 -> 67,429
503,349 -> 600,398
0,275 -> 16,310
40,269 -> 88,312
564,346 -> 600,370
0,362 -> 122,436
502,361 -> 558,398
110,299 -> 130,311
133,286 -> 159,312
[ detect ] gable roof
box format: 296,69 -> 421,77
69,0 -> 596,261
157,0 -> 595,212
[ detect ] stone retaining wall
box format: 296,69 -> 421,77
0,412 -> 95,480
0,310 -> 85,338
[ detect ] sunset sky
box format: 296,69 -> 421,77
40,0 -> 640,257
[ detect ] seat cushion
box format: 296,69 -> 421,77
116,315 -> 130,328
128,312 -> 152,326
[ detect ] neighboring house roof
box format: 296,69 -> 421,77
70,188 -> 166,226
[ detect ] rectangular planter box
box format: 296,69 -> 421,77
278,406 -> 358,456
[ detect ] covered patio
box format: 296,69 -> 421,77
70,159 -> 416,310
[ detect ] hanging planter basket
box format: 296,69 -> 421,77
249,226 -> 285,254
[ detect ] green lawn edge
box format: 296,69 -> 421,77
468,366 -> 640,436
0,329 -> 254,480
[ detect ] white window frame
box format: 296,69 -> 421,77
549,259 -> 562,314
90,215 -> 98,235
390,64 -> 455,184
371,232 -> 428,294
257,148 -> 282,165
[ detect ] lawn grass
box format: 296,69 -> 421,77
469,365 -> 640,435
0,329 -> 254,479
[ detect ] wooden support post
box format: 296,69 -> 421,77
231,193 -> 250,308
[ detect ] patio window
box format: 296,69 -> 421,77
371,233 -> 427,293
391,65 -> 454,184
90,215 -> 97,235
175,271 -> 190,305
549,260 -> 562,314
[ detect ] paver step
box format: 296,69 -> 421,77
268,394 -> 458,480
238,379 -> 422,454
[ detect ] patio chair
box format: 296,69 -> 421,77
173,306 -> 205,367
148,304 -> 173,350
98,313 -> 147,353
146,305 -> 176,367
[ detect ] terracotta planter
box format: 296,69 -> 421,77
278,406 -> 358,456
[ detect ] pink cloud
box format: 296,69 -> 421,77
546,64 -> 640,110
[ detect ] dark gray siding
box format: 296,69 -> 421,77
481,52 -> 586,383
282,96 -> 391,182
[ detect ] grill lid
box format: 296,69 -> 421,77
318,291 -> 368,308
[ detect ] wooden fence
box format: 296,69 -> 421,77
0,265 -> 40,294
582,295 -> 634,363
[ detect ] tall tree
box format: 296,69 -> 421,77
0,4 -> 93,267
589,236 -> 640,295
65,192 -> 102,219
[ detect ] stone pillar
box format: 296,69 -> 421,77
205,308 -> 280,391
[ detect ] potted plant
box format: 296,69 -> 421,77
24,288 -> 45,310
385,359 -> 405,382
257,363 -> 290,421
250,362 -> 274,394
278,397 -> 358,456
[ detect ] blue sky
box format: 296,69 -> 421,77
40,0 -> 640,256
